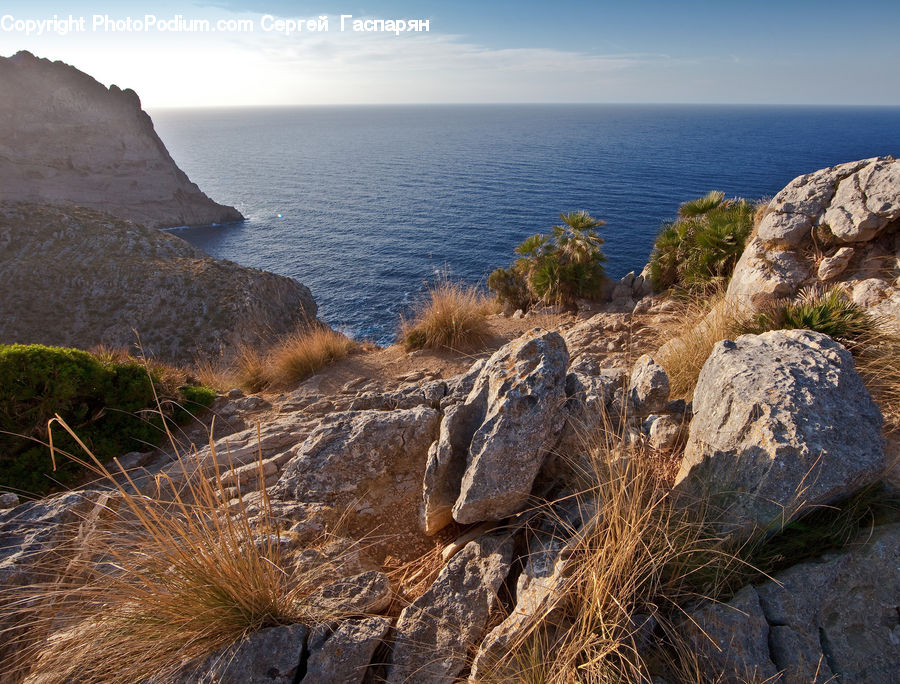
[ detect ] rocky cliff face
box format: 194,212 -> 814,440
0,203 -> 315,363
0,51 -> 243,229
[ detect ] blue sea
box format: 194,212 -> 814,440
151,105 -> 900,344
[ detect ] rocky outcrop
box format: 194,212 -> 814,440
421,329 -> 569,534
686,523 -> 900,683
728,156 -> 900,325
272,406 -> 440,541
387,532 -> 514,683
0,51 -> 242,229
675,329 -> 884,536
303,617 -> 392,684
0,203 -> 316,363
628,354 -> 670,416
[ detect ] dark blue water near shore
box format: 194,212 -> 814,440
151,104 -> 900,344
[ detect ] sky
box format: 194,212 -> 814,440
1,1 -> 899,108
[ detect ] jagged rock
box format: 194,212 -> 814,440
824,158 -> 900,243
274,407 -> 440,536
686,523 -> 900,683
422,330 -> 569,534
675,330 -> 884,536
303,617 -> 392,683
817,246 -> 855,280
174,624 -> 307,684
647,414 -> 682,451
683,584 -> 780,683
727,157 -> 900,322
387,532 -> 514,683
628,355 -> 670,416
306,570 -> 392,617
470,499 -> 592,680
0,204 -> 317,363
0,51 -> 241,228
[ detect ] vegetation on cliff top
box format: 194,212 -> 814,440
488,210 -> 608,310
0,343 -> 214,495
648,191 -> 756,294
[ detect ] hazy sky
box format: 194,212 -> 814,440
2,1 -> 899,107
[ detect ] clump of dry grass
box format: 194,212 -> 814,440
478,422 -> 748,683
1,418 -> 340,684
653,289 -> 751,399
267,325 -> 356,387
194,325 -> 356,393
401,279 -> 497,351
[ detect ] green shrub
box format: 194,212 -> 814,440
0,344 -> 215,495
649,191 -> 755,293
489,210 -> 608,309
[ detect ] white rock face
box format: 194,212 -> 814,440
727,156 -> 900,325
675,330 -> 884,537
0,51 -> 242,228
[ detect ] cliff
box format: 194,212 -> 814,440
0,51 -> 243,228
0,203 -> 316,363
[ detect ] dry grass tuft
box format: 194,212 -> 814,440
477,421 -> 749,683
401,278 -> 497,351
193,325 -> 356,392
267,325 -> 356,387
1,418 -> 340,684
653,289 -> 750,399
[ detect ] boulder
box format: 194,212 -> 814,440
175,624 -> 307,684
675,330 -> 884,536
303,617 -> 392,684
683,584 -> 780,683
727,156 -> 900,320
686,523 -> 900,683
386,532 -> 514,683
647,414 -> 683,451
628,355 -> 670,416
421,330 -> 569,534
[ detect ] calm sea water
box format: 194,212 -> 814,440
151,105 -> 900,344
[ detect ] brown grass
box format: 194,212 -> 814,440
194,325 -> 356,392
1,418 -> 344,684
400,279 -> 497,351
476,421 -> 750,683
653,290 -> 751,399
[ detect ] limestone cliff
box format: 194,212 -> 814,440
0,203 -> 315,363
0,51 -> 243,229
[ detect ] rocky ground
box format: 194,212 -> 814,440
1,159 -> 898,683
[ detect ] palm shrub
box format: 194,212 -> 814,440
489,210 -> 607,309
649,191 -> 755,293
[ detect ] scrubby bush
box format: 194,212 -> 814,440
401,278 -> 495,351
489,211 -> 608,310
0,344 -> 214,495
649,191 -> 755,293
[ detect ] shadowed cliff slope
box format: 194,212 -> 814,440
0,203 -> 316,363
0,51 -> 243,229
